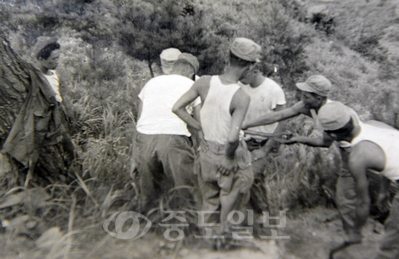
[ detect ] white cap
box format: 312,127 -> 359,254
160,48 -> 181,74
160,48 -> 181,61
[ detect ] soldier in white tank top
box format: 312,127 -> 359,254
200,76 -> 240,144
172,37 -> 262,236
196,75 -> 253,233
350,123 -> 399,181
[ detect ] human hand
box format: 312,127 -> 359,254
217,156 -> 237,176
273,132 -> 297,144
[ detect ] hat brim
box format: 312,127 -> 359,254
322,117 -> 351,131
295,82 -> 314,93
231,51 -> 260,63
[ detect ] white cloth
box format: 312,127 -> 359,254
350,123 -> 399,181
44,70 -> 62,102
241,78 -> 286,141
136,74 -> 199,136
200,76 -> 240,145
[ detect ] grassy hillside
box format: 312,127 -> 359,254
0,0 -> 398,258
302,0 -> 399,125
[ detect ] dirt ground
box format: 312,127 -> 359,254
0,206 -> 385,259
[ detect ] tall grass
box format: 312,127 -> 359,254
259,116 -> 341,215
1,0 -> 399,257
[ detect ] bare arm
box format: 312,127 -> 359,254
261,104 -> 286,153
251,104 -> 287,161
172,82 -> 202,131
277,131 -> 334,148
189,104 -> 203,149
347,152 -> 371,243
346,141 -> 386,243
218,89 -> 250,175
243,101 -> 306,129
226,89 -> 250,158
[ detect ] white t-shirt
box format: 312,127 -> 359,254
241,78 -> 286,141
136,74 -> 199,136
44,70 -> 62,102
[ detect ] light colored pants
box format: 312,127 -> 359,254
195,140 -> 254,231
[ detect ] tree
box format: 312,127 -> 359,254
115,0 -> 220,77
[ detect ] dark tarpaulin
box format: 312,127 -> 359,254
2,63 -> 67,167
0,37 -> 73,183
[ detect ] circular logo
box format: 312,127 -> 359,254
103,211 -> 152,240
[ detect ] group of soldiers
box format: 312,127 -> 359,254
134,37 -> 399,258
3,36 -> 397,258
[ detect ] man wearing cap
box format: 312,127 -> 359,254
243,75 -> 331,134
241,75 -> 367,233
134,53 -> 201,211
160,48 -> 182,75
172,37 -> 260,235
242,75 -> 362,147
315,102 -> 399,259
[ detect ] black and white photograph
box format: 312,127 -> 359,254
0,0 -> 399,258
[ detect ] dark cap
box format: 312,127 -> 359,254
318,102 -> 352,131
177,53 -> 199,74
296,75 -> 332,97
230,37 -> 261,62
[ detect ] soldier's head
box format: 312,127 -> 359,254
318,101 -> 355,141
172,53 -> 199,80
296,75 -> 332,109
37,40 -> 61,71
229,37 -> 261,80
160,48 -> 181,75
240,64 -> 264,87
